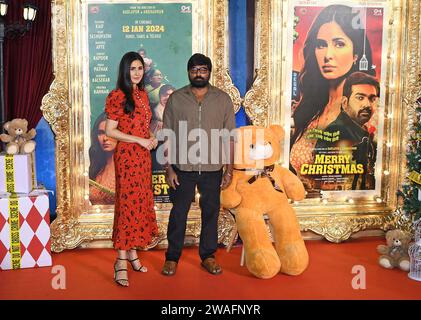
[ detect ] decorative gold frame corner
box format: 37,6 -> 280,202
215,69 -> 243,114
243,67 -> 270,126
212,1 -> 242,114
298,212 -> 397,243
243,0 -> 270,126
41,0 -> 74,252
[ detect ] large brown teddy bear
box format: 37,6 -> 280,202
377,229 -> 411,271
221,125 -> 309,279
0,118 -> 36,155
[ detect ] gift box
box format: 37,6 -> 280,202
0,153 -> 37,194
0,191 -> 51,270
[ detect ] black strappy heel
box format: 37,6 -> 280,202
114,258 -> 129,287
128,257 -> 148,272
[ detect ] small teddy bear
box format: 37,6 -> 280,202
0,118 -> 36,155
377,229 -> 411,271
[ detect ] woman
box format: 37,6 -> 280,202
150,84 -> 175,136
105,51 -> 159,287
290,5 -> 375,188
145,68 -> 164,106
89,112 -> 117,205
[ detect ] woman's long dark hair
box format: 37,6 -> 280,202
116,51 -> 145,114
89,112 -> 111,179
291,5 -> 375,145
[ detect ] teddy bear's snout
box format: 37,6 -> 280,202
249,142 -> 273,160
393,239 -> 401,246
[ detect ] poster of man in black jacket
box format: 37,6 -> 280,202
315,72 -> 380,190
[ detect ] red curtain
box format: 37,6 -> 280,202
4,0 -> 53,129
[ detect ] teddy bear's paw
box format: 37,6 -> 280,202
246,248 -> 281,279
6,144 -> 19,155
22,141 -> 36,154
220,192 -> 241,209
398,259 -> 410,271
377,244 -> 388,255
277,241 -> 309,275
379,257 -> 393,269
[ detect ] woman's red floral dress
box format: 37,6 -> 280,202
105,88 -> 159,250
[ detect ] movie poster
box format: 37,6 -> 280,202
86,2 -> 192,205
284,0 -> 387,198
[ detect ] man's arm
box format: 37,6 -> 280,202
221,95 -> 236,189
162,96 -> 179,188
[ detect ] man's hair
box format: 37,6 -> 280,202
187,53 -> 212,72
343,72 -> 380,100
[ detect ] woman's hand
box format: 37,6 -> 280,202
149,131 -> 159,150
151,137 -> 158,149
138,137 -> 157,150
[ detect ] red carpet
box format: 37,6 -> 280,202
1,237 -> 420,300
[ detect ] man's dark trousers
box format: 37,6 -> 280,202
165,165 -> 223,262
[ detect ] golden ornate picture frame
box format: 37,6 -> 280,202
244,0 -> 420,242
42,0 -> 240,252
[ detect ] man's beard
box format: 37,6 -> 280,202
189,75 -> 209,88
357,106 -> 373,126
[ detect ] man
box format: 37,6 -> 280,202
315,71 -> 380,190
138,48 -> 146,59
342,72 -> 379,129
161,53 -> 236,276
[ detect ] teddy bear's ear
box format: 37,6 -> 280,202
3,122 -> 10,131
385,230 -> 394,241
268,125 -> 284,140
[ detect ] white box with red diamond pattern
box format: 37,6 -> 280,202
0,191 -> 51,270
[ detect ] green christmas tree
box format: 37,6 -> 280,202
398,97 -> 421,222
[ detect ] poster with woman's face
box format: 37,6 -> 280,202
284,0 -> 387,198
86,2 -> 193,206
